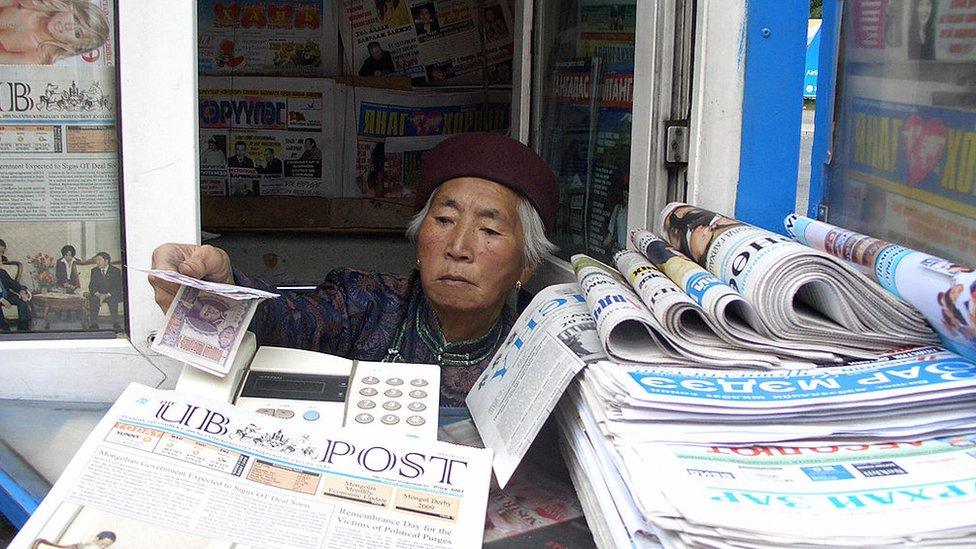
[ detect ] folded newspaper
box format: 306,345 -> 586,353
13,383 -> 493,549
658,202 -> 939,358
786,213 -> 976,362
146,269 -> 279,377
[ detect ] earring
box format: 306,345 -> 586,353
515,280 -> 522,292
416,258 -> 421,268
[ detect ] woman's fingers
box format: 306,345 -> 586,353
148,243 -> 233,311
179,245 -> 233,284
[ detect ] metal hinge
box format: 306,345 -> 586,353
664,119 -> 689,166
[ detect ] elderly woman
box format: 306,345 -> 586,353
150,133 -> 557,407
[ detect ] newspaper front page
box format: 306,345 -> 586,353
786,213 -> 976,362
0,64 -> 119,222
14,384 -> 492,549
339,0 -> 514,85
466,283 -> 604,487
199,77 -> 338,197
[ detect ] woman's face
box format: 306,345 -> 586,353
416,178 -> 532,319
47,11 -> 89,47
917,0 -> 933,23
689,224 -> 712,261
63,250 -> 74,260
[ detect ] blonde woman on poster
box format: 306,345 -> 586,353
0,0 -> 109,65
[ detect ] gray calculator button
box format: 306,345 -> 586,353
409,389 -> 427,399
355,413 -> 374,424
381,414 -> 400,425
407,402 -> 426,412
384,388 -> 403,398
275,409 -> 296,419
256,408 -> 276,416
410,378 -> 428,387
386,377 -> 404,386
383,401 -> 401,411
358,399 -> 376,409
406,415 -> 426,426
362,376 -> 380,385
359,387 -> 378,397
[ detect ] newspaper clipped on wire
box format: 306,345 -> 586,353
785,214 -> 976,362
146,269 -> 279,377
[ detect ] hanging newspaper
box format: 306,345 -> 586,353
146,269 -> 279,377
199,76 -> 338,197
629,229 -> 837,365
786,214 -> 976,362
0,65 -> 118,222
338,0 -> 514,85
577,0 -> 637,64
466,283 -> 605,487
659,202 -> 938,358
198,0 -> 340,77
12,383 -> 493,549
345,86 -> 510,198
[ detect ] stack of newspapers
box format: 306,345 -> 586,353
574,203 -> 939,370
466,205 -> 976,548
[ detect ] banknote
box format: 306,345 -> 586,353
151,285 -> 264,376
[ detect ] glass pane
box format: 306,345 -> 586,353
534,0 -> 636,263
826,0 -> 976,265
0,0 -> 124,335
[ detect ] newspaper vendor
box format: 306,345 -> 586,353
149,133 -> 558,408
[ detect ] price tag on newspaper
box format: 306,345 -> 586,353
145,269 -> 279,377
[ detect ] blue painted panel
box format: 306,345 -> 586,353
808,0 -> 841,219
735,0 -> 808,234
0,466 -> 39,529
804,20 -> 822,98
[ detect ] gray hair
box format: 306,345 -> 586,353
406,186 -> 557,270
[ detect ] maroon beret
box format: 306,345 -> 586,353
416,132 -> 558,233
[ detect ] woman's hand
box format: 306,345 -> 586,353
149,243 -> 233,311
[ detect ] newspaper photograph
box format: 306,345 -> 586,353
786,213 -> 976,362
198,0 -> 340,77
199,77 -> 338,197
659,202 -> 938,357
147,269 -> 278,376
622,434 -> 976,544
13,383 -> 493,549
339,0 -> 514,85
577,0 -> 636,65
466,283 -> 604,487
345,86 -> 509,198
0,0 -> 115,67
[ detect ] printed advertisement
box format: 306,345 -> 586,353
198,0 -> 340,76
198,76 -> 338,197
346,87 -> 509,198
339,0 -> 514,85
0,0 -> 115,66
578,0 -> 636,64
830,96 -> 975,263
847,0 -> 976,63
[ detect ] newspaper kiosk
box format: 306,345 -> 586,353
2,0 -> 974,545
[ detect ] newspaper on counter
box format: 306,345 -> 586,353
466,283 -> 605,487
786,213 -> 976,362
616,435 -> 976,546
584,346 -> 976,445
198,0 -> 340,77
199,77 -> 339,198
12,383 -> 493,549
339,0 -> 514,85
659,202 -> 939,358
345,86 -> 510,198
145,269 -> 278,377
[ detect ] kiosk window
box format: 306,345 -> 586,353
0,0 -> 124,336
825,0 -> 976,265
533,0 -> 636,263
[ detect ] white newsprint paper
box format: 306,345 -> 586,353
466,283 -> 606,488
13,384 -> 493,549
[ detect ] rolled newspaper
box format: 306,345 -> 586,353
658,203 -> 938,358
786,214 -> 976,361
